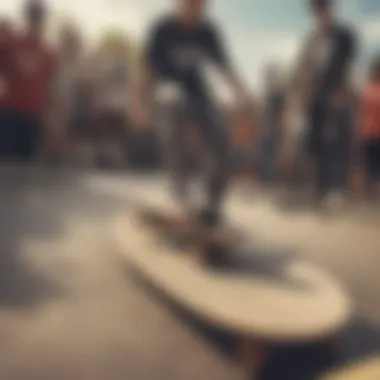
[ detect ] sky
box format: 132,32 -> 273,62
1,0 -> 380,95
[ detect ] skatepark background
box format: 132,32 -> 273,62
0,0 -> 377,194
0,1 -> 380,379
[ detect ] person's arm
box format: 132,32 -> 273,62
206,24 -> 249,105
221,68 -> 249,105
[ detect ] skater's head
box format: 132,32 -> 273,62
310,0 -> 334,28
177,0 -> 207,26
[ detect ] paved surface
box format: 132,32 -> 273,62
0,166 -> 242,380
95,174 -> 380,379
0,166 -> 379,380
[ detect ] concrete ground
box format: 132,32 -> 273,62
0,165 -> 379,380
0,166 -> 242,380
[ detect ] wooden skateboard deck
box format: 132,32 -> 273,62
115,209 -> 353,375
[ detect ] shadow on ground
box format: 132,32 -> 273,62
0,165 -> 129,309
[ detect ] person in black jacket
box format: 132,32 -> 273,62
302,0 -> 357,208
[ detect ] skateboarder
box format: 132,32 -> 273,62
132,0 -> 249,227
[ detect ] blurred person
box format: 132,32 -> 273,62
94,40 -> 130,168
301,0 -> 357,209
231,104 -> 256,179
0,18 -> 16,158
280,69 -> 308,201
325,84 -> 357,208
0,18 -> 14,106
358,56 -> 380,204
55,24 -> 95,165
133,0 -> 249,227
258,64 -> 285,187
8,0 -> 56,161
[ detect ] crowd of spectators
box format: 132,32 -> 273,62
0,0 -> 160,170
1,0 -> 380,211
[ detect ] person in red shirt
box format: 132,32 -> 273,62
0,18 -> 17,158
8,0 -> 56,161
0,19 -> 14,109
359,56 -> 380,201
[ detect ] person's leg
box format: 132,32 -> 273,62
164,101 -> 194,204
191,100 -> 232,225
312,105 -> 332,203
93,111 -> 109,168
8,112 -> 24,161
334,115 -> 352,193
12,113 -> 41,162
283,132 -> 304,200
0,110 -> 12,159
315,139 -> 330,201
363,140 -> 377,201
373,139 -> 380,200
101,112 -> 126,168
322,108 -> 347,194
306,103 -> 320,199
267,136 -> 277,185
259,135 -> 273,185
26,116 -> 41,162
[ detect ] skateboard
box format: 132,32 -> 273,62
115,207 -> 353,377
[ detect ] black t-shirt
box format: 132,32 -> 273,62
145,15 -> 229,101
304,23 -> 356,101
